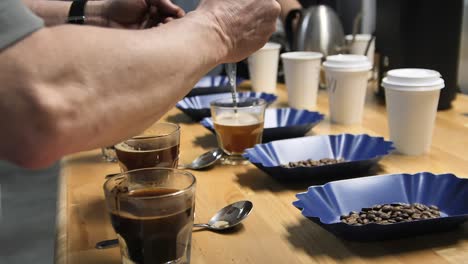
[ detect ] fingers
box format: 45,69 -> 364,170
153,0 -> 186,18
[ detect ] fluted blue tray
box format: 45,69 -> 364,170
200,108 -> 324,143
243,134 -> 394,181
293,172 -> 468,241
177,92 -> 277,121
186,75 -> 246,97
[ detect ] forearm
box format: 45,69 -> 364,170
0,11 -> 225,167
22,0 -> 107,26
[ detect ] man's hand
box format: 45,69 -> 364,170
196,0 -> 281,63
102,0 -> 185,29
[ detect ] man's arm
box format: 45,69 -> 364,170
0,1 -> 280,168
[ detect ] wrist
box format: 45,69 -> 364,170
189,10 -> 230,64
84,1 -> 108,27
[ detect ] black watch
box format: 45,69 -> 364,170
67,0 -> 88,25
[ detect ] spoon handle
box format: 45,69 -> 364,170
193,223 -> 211,228
95,239 -> 119,249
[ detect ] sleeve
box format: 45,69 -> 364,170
0,0 -> 44,51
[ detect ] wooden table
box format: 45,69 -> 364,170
55,84 -> 468,264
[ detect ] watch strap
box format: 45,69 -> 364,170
67,0 -> 87,25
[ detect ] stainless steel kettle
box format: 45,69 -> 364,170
285,5 -> 345,56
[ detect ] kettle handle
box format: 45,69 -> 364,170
285,9 -> 303,51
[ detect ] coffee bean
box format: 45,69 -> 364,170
381,213 -> 390,220
412,213 -> 421,219
429,205 -> 439,210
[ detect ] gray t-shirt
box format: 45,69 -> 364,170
0,0 -> 44,50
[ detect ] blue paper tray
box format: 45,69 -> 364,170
243,134 -> 394,181
293,172 -> 468,241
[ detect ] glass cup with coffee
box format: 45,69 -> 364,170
104,168 -> 196,264
210,97 -> 266,165
115,123 -> 180,171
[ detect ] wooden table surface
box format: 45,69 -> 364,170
55,83 -> 468,264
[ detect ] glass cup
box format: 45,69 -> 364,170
115,123 -> 180,172
210,97 -> 266,165
104,168 -> 196,264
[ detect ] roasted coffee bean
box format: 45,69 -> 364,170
412,213 -> 421,219
382,205 -> 392,212
381,213 -> 390,220
340,203 -> 441,226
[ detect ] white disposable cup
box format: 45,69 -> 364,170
248,42 -> 281,93
345,34 -> 375,65
382,68 -> 445,155
322,54 -> 372,124
281,52 -> 323,110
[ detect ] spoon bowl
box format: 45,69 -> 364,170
194,200 -> 253,231
178,148 -> 223,170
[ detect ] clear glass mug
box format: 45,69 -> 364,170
114,123 -> 180,172
103,168 -> 196,264
210,97 -> 266,165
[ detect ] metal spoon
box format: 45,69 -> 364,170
178,148 -> 223,170
96,200 -> 253,249
193,200 -> 253,230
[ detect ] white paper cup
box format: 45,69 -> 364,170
248,42 -> 281,93
382,68 -> 445,155
345,34 -> 375,65
281,52 -> 323,110
322,54 -> 372,124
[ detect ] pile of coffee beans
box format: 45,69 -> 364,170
282,158 -> 345,168
340,203 -> 441,225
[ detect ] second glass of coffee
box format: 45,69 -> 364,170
115,123 -> 180,171
210,97 -> 266,165
104,168 -> 196,264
